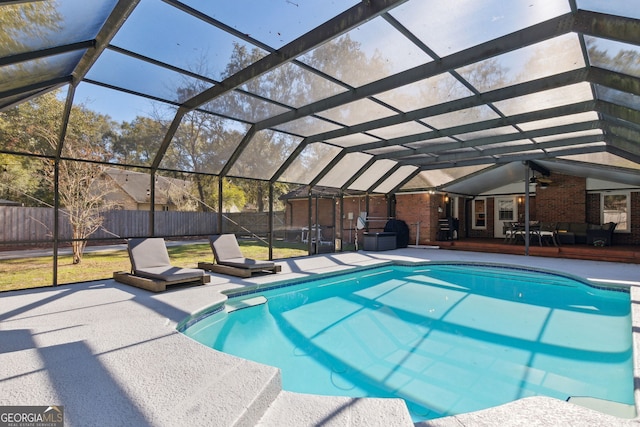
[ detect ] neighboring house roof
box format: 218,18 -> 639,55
103,168 -> 191,205
0,199 -> 20,206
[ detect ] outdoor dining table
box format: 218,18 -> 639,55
504,222 -> 527,244
505,222 -> 558,246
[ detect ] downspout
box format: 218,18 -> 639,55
365,193 -> 370,231
331,196 -> 336,252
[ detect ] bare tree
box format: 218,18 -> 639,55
56,160 -> 117,264
1,91 -> 118,263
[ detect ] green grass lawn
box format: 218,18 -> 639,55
0,240 -> 311,292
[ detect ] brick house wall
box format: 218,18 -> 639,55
395,193 -> 443,244
468,197 -> 495,238
340,195 -> 389,244
285,198 -> 335,227
284,178 -> 639,246
628,192 -> 640,245
283,197 -> 335,242
456,196 -> 467,238
586,193 -> 600,224
466,196 -> 541,239
284,194 -> 391,244
535,173 -> 586,223
535,173 -> 638,244
515,196 -> 537,222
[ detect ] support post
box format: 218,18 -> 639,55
149,170 -> 156,236
307,189 -> 313,255
53,159 -> 59,286
268,183 -> 274,260
339,194 -> 344,251
524,164 -> 530,256
314,193 -> 320,254
217,176 -> 223,234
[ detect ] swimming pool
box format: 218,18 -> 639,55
181,263 -> 633,421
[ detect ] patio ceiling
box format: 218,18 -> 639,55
1,0 -> 639,195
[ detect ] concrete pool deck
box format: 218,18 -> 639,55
1,247 -> 639,426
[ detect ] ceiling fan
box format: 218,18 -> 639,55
526,161 -> 553,188
529,174 -> 553,188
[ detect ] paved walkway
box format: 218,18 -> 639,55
1,248 -> 639,426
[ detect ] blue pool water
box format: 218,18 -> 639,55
182,263 -> 633,421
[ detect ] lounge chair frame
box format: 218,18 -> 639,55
198,234 -> 281,278
114,238 -> 210,292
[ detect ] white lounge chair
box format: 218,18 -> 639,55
198,234 -> 281,278
113,238 -> 210,292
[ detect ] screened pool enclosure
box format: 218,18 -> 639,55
1,0 -> 639,286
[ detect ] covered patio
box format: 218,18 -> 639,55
438,237 -> 640,264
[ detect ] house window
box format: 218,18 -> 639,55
601,192 -> 630,232
497,198 -> 515,221
472,198 -> 486,229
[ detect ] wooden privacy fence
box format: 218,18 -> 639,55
221,212 -> 285,237
0,206 -> 285,243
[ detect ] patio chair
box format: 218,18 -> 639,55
586,222 -> 617,246
198,234 -> 281,278
113,238 -> 210,292
536,222 -> 558,246
503,222 -> 523,244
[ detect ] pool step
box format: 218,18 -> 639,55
226,296 -> 267,312
255,390 -> 413,426
567,396 -> 637,419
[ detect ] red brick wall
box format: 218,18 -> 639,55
341,196 -> 363,244
362,195 -> 389,232
535,173 -> 586,223
285,198 -> 335,227
515,196 -> 537,222
626,192 -> 640,245
455,197 -> 466,238
395,193 -> 441,244
468,197 -> 496,238
340,195 -> 389,243
586,193 -> 600,224
284,185 -> 640,246
285,195 -> 391,244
